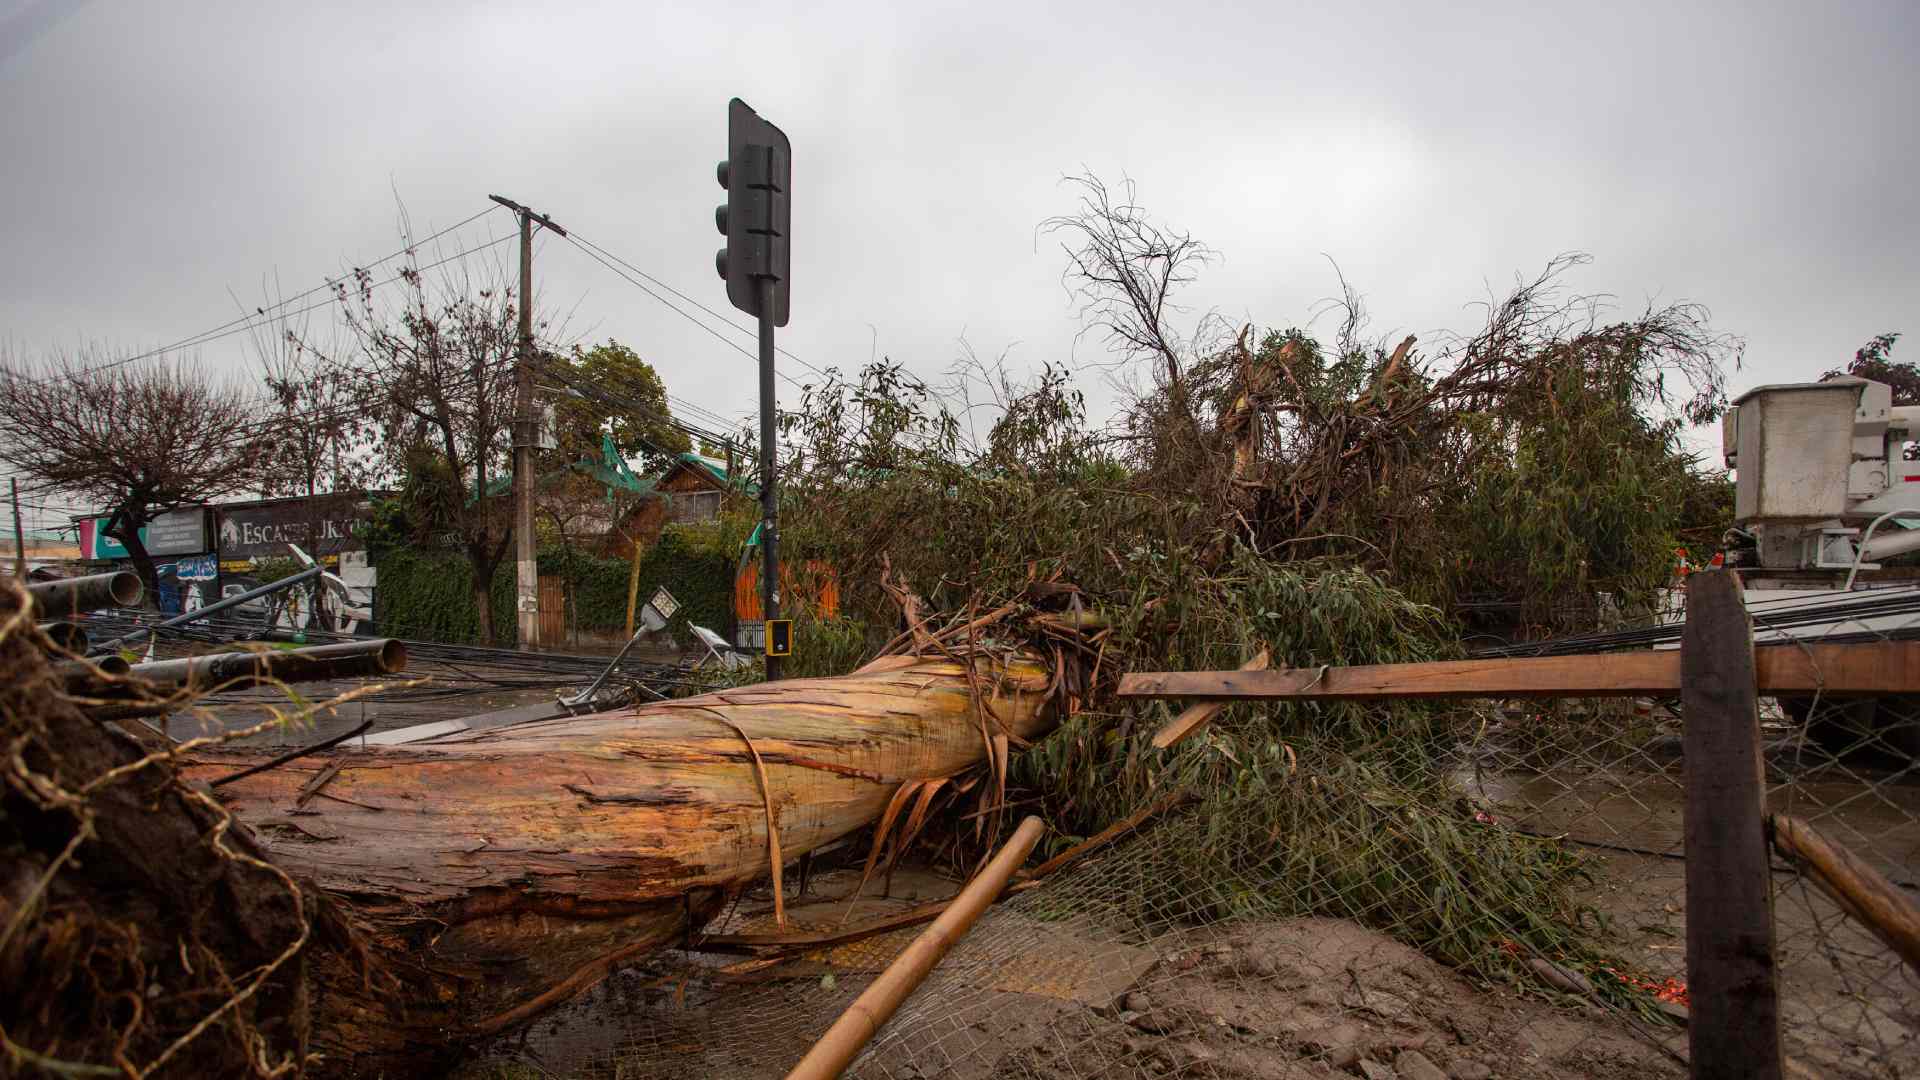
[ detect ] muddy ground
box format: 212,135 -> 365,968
441,759 -> 1917,1080
450,895 -> 1689,1080
451,875 -> 1911,1079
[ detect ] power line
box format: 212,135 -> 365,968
567,230 -> 832,382
46,206 -> 507,379
561,233 -> 812,395
537,358 -> 749,465
7,204 -> 765,515
666,392 -> 750,432
5,232 -> 519,401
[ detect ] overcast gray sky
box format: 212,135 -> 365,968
1,0 -> 1915,528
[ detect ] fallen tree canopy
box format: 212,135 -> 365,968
1,584 -> 1087,1079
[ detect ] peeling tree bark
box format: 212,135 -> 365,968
182,652 -> 1062,1076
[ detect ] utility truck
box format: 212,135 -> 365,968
1712,375 -> 1920,758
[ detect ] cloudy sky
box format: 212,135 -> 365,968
1,0 -> 1914,528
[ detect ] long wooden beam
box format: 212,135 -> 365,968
1117,640 -> 1920,701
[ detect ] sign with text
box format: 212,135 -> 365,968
79,508 -> 209,560
215,496 -> 369,565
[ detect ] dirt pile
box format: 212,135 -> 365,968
988,918 -> 1677,1080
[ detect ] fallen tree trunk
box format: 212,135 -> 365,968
176,651 -> 1062,1075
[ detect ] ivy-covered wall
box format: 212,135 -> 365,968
374,526 -> 737,647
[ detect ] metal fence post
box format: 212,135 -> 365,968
1681,569 -> 1784,1079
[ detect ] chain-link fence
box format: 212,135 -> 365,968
1761,597 -> 1920,1077
457,584 -> 1918,1080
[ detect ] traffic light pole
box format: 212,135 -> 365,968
713,97 -> 790,678
757,277 -> 781,681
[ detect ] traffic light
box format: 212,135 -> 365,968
714,98 -> 791,326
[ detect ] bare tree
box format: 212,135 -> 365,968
312,249 -> 544,644
249,297 -> 364,497
1041,173 -> 1220,437
0,347 -> 272,602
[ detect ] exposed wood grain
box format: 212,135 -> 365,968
1682,570 -> 1783,1080
182,652 -> 1063,1076
1771,814 -> 1920,976
1118,640 -> 1920,701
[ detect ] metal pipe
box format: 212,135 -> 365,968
783,816 -> 1046,1080
53,655 -> 131,694
27,571 -> 142,619
758,274 -> 781,680
1854,509 -> 1920,582
126,639 -> 408,690
562,627 -> 649,710
38,621 -> 88,653
86,566 -> 321,656
80,639 -> 407,721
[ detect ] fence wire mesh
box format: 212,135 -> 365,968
457,589 -> 1917,1080
1761,600 -> 1920,1076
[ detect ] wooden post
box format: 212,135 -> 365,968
1152,650 -> 1270,748
1681,570 -> 1783,1080
784,817 -> 1046,1080
10,477 -> 25,580
1771,814 -> 1920,976
625,536 -> 645,639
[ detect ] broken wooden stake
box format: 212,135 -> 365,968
784,816 -> 1046,1080
1771,813 -> 1920,977
1152,650 -> 1269,748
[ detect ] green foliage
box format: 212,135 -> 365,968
248,556 -> 305,586
1444,362 -> 1705,621
670,509 -> 756,563
532,527 -> 735,648
373,546 -> 494,643
1826,330 -> 1916,404
374,522 -> 738,647
553,341 -> 692,473
774,252 -> 1732,1002
361,495 -> 411,553
1012,554 -> 1460,834
782,611 -> 886,680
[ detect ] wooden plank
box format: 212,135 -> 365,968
361,718 -> 469,745
1152,650 -> 1269,748
1116,639 -> 1920,701
1682,570 -> 1783,1080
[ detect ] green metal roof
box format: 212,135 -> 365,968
671,451 -> 757,497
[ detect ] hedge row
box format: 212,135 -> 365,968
373,527 -> 737,647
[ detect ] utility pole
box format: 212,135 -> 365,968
10,477 -> 26,580
489,194 -> 567,652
